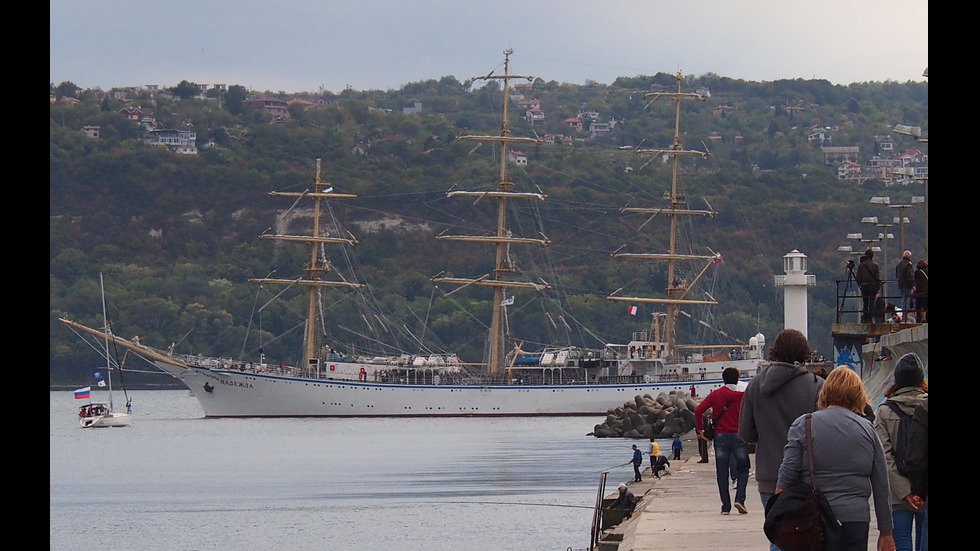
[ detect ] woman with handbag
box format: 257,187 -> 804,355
774,367 -> 894,551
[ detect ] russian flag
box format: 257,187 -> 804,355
74,387 -> 91,400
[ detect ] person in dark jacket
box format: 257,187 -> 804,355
912,259 -> 928,322
895,250 -> 915,319
630,444 -> 644,482
606,483 -> 637,519
697,411 -> 710,463
907,396 -> 928,551
738,328 -> 824,549
671,433 -> 683,460
856,248 -> 881,322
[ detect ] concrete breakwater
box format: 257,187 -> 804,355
860,323 -> 928,406
590,391 -> 699,439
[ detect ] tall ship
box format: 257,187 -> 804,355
603,70 -> 766,386
60,52 -> 765,418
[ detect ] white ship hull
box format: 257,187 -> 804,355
153,357 -> 763,418
60,67 -> 772,422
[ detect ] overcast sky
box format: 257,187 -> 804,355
50,0 -> 928,94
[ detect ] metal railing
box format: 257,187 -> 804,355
835,277 -> 915,323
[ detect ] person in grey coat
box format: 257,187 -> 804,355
738,328 -> 824,551
777,366 -> 894,551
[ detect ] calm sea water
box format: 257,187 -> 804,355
50,390 -> 667,551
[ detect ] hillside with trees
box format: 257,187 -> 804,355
49,73 -> 928,387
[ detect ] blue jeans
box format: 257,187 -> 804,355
712,432 -> 749,512
893,508 -> 925,551
920,498 -> 928,551
900,287 -> 913,314
760,492 -> 781,551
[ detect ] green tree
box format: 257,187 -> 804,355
172,80 -> 201,100
225,85 -> 248,115
54,81 -> 79,99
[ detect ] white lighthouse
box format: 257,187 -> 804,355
774,249 -> 816,340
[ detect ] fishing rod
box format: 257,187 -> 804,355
432,500 -> 595,510
578,463 -> 635,476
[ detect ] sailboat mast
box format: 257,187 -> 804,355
608,71 -> 716,361
304,159 -> 325,370
432,49 -> 549,373
99,272 -> 114,411
488,53 -> 513,373
249,159 -> 365,375
664,73 -> 685,354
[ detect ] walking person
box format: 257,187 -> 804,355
912,259 -> 928,323
630,444 -> 644,482
907,396 -> 928,551
895,250 -> 914,320
856,248 -> 881,323
671,433 -> 682,460
695,367 -> 750,515
739,328 -> 824,549
775,366 -> 895,551
697,411 -> 711,463
875,353 -> 928,551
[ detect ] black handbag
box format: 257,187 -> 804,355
763,414 -> 841,551
702,399 -> 730,441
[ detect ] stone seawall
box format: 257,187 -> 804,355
861,324 -> 928,405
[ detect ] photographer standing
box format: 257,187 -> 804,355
895,250 -> 915,320
856,248 -> 881,323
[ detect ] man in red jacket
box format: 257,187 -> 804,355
695,367 -> 750,515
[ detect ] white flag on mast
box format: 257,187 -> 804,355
501,296 -> 515,306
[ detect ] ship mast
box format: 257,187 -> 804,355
607,72 -> 718,361
249,159 -> 365,374
431,49 -> 548,373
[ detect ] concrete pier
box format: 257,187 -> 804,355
596,433 -> 885,551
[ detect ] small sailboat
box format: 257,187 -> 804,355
77,273 -> 131,428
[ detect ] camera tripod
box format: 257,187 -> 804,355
837,261 -> 858,323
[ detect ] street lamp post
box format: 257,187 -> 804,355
838,233 -> 868,258
888,198 -> 923,257
870,194 -> 924,263
892,121 -> 928,262
890,168 -> 928,262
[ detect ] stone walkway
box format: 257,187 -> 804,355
596,435 -> 884,551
